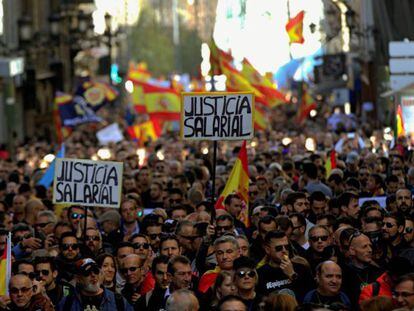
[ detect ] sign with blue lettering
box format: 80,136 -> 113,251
181,92 -> 255,140
53,158 -> 123,208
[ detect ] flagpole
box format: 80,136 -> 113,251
211,70 -> 218,207
287,0 -> 293,60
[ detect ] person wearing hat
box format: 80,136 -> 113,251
57,258 -> 133,311
233,256 -> 262,311
99,209 -> 122,252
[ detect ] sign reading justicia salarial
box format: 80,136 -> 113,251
53,158 -> 123,208
180,92 -> 254,140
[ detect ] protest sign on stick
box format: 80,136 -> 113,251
181,92 -> 254,141
53,158 -> 123,208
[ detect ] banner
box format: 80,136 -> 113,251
53,158 -> 123,208
181,92 -> 254,140
96,123 -> 124,145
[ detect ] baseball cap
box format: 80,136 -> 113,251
75,258 -> 100,276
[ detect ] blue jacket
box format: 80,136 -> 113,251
303,289 -> 351,308
57,287 -> 133,311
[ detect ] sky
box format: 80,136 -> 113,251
213,0 -> 324,74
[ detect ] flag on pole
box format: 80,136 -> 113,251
0,232 -> 12,296
296,88 -> 316,124
396,105 -> 405,137
215,141 -> 250,227
37,144 -> 65,188
325,149 -> 337,177
286,10 -> 305,44
127,118 -> 162,146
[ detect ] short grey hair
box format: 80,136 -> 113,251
214,235 -> 239,250
166,289 -> 198,311
37,210 -> 57,224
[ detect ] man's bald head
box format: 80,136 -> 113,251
9,274 -> 33,308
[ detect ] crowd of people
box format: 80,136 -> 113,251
0,105 -> 414,311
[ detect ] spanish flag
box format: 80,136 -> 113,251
127,118 -> 162,146
209,39 -> 233,75
296,88 -> 316,124
221,61 -> 263,98
241,58 -> 288,107
128,62 -> 151,82
325,149 -> 337,177
286,10 -> 305,44
215,141 -> 250,227
131,80 -> 181,120
0,232 -> 12,295
396,105 -> 405,137
254,105 -> 268,131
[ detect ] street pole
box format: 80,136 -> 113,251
287,0 -> 293,60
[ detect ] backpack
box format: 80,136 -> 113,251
63,291 -> 125,310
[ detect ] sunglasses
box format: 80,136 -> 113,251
405,227 -> 413,234
237,270 -> 256,278
309,235 -> 329,242
148,233 -> 161,240
217,225 -> 233,232
86,236 -> 100,242
10,286 -> 32,295
137,210 -> 144,217
61,243 -> 79,251
383,222 -> 396,229
348,231 -> 362,246
133,242 -> 150,250
19,271 -> 40,281
274,244 -> 290,252
38,269 -> 50,276
82,266 -> 100,277
34,222 -> 51,228
120,266 -> 140,274
71,213 -> 85,220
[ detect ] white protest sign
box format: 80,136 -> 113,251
53,158 -> 123,208
181,92 -> 254,140
96,123 -> 124,145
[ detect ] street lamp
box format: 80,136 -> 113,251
78,10 -> 90,34
48,13 -> 61,40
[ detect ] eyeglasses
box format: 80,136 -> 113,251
309,235 -> 329,242
137,210 -> 144,217
120,266 -> 140,274
274,244 -> 290,252
61,243 -> 79,251
34,222 -> 51,228
133,242 -> 150,250
10,286 -> 32,295
383,222 -> 396,229
86,236 -> 100,242
82,266 -> 100,277
236,270 -> 256,278
71,213 -> 85,220
38,269 -> 50,276
392,291 -> 414,298
405,227 -> 413,234
148,233 -> 161,240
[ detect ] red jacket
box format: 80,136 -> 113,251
359,272 -> 393,304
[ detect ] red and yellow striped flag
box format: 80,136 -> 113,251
286,11 -> 305,44
127,118 -> 162,146
296,88 -> 316,124
325,150 -> 337,177
396,105 -> 405,137
0,233 -> 12,295
215,141 -> 250,227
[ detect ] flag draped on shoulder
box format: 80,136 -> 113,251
0,232 -> 12,296
215,141 -> 250,227
286,10 -> 305,44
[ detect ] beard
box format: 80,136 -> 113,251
80,282 -> 101,294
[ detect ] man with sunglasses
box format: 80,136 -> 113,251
403,217 -> 414,246
56,232 -> 82,282
84,227 -> 104,259
341,229 -> 383,307
257,230 -> 313,302
305,225 -> 333,271
5,274 -> 54,311
382,211 -> 409,259
67,205 -> 93,232
57,258 -> 133,311
120,254 -> 145,306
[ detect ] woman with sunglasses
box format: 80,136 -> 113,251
233,256 -> 262,311
96,253 -> 117,292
